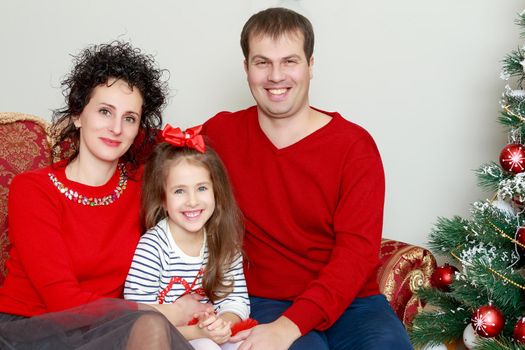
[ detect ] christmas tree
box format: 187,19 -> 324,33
410,12 -> 525,350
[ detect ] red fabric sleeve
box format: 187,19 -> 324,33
8,174 -> 100,312
283,140 -> 385,333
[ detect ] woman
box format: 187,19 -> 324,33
0,41 -> 206,349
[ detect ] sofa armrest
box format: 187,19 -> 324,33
377,238 -> 436,328
0,112 -> 51,285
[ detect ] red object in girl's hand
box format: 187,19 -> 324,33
187,317 -> 199,325
231,318 -> 258,336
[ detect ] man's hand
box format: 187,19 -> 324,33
230,316 -> 301,350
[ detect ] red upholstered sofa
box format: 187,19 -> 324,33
0,112 -> 436,328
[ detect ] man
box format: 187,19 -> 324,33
203,7 -> 412,350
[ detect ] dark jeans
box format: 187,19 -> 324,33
250,294 -> 413,350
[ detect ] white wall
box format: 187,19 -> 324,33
1,0 -> 523,248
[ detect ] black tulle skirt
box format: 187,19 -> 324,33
0,299 -> 193,350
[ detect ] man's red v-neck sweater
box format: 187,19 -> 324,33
203,106 -> 385,334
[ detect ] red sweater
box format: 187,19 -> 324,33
0,163 -> 142,316
203,106 -> 385,334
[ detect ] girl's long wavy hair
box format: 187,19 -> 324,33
142,142 -> 243,302
50,41 -> 169,171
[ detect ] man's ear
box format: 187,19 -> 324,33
244,59 -> 248,75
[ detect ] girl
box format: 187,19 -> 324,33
0,41 -> 199,349
125,124 -> 250,349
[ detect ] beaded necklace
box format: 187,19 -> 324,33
48,164 -> 128,206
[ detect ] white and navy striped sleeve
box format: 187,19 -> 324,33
214,253 -> 250,320
124,226 -> 167,303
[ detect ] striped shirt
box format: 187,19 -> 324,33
124,219 -> 249,319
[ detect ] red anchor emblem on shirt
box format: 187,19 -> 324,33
157,268 -> 206,304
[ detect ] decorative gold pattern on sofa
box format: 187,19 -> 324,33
378,239 -> 436,327
0,113 -> 52,284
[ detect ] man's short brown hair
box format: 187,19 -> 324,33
240,7 -> 315,62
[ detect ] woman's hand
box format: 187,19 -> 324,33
177,294 -> 214,322
149,294 -> 213,326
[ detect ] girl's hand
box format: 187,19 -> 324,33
198,312 -> 232,344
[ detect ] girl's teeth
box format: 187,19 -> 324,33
184,211 -> 200,218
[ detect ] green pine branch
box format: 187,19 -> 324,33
410,308 -> 470,347
502,49 -> 525,86
476,163 -> 506,193
428,216 -> 470,255
476,335 -> 525,350
417,287 -> 464,310
518,12 -> 525,37
500,94 -> 525,126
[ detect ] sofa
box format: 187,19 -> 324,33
0,112 -> 437,328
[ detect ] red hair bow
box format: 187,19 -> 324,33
161,124 -> 206,153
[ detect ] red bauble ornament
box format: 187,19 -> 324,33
500,143 -> 525,174
471,304 -> 505,338
430,263 -> 459,291
513,317 -> 525,343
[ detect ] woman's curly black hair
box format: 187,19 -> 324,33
50,41 -> 169,170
